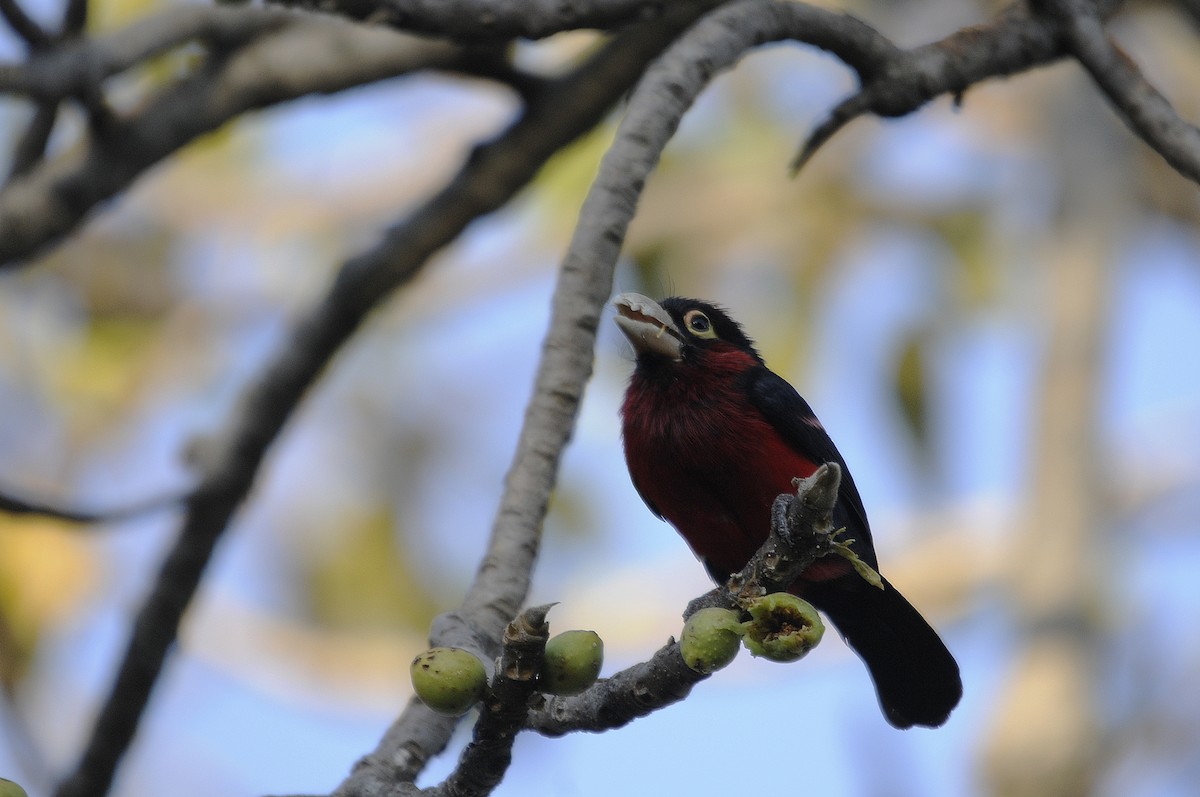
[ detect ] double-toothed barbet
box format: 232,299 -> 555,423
614,293 -> 961,729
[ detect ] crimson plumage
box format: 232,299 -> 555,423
614,293 -> 961,729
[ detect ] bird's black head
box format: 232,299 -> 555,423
659,297 -> 762,361
613,293 -> 764,365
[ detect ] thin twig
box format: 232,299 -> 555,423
792,1 -> 1071,173
0,0 -> 49,48
61,0 -> 86,37
0,487 -> 182,524
4,102 -> 57,183
1,0 -> 94,182
790,90 -> 873,174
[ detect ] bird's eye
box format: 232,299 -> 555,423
684,310 -> 717,339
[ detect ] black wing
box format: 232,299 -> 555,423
746,366 -> 962,728
744,365 -> 878,568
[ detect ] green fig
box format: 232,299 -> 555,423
410,647 -> 488,716
742,593 -> 824,662
0,780 -> 28,797
539,630 -> 603,695
680,607 -> 745,674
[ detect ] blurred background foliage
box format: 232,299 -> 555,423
2,1 -> 1200,796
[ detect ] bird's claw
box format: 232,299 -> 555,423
769,493 -> 797,547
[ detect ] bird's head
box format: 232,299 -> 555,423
613,292 -> 763,370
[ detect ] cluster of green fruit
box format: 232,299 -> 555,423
680,593 -> 824,674
409,593 -> 822,716
410,630 -> 603,716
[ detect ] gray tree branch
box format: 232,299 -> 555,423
0,486 -> 182,524
0,6 -> 295,100
0,0 -> 49,48
527,465 -> 843,737
276,0 -> 700,40
1045,0 -> 1200,184
792,1 -> 1082,171
0,14 -> 467,267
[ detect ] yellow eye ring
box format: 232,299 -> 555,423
683,310 -> 717,339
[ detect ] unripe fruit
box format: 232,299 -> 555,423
0,780 -> 28,797
539,630 -> 603,695
410,647 -> 488,716
680,607 -> 745,674
742,593 -> 824,662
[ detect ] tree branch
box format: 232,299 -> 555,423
0,486 -> 182,524
4,102 -> 57,183
791,0 -> 1098,172
1046,0 -> 1200,184
276,0 -> 692,40
0,6 -> 295,101
60,0 -> 86,38
2,0 -> 108,182
0,14 -> 467,268
526,465 -> 843,736
0,0 -> 49,49
430,605 -> 552,797
528,639 -> 706,737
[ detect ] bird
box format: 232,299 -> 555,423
613,292 -> 962,729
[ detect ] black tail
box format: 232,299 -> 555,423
807,576 -> 962,729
